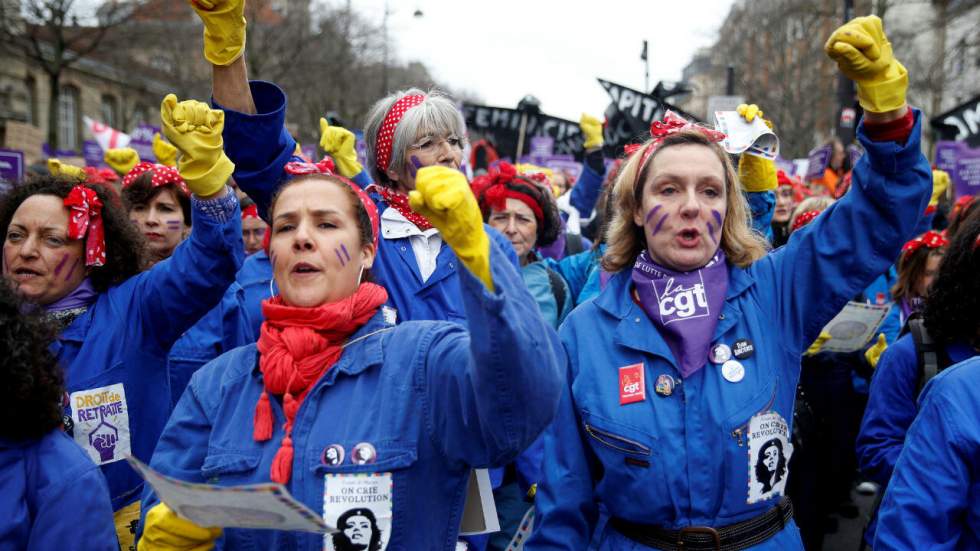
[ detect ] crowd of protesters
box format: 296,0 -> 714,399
1,4 -> 978,550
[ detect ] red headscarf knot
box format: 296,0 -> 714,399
629,111 -> 727,170
122,162 -> 189,196
792,209 -> 823,232
284,158 -> 336,176
64,185 -> 106,267
475,162 -> 545,223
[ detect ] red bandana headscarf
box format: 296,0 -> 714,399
627,111 -> 727,171
473,162 -> 544,223
369,185 -> 433,231
254,283 -> 389,484
374,94 -> 426,174
63,186 -> 106,267
792,209 -> 823,232
122,162 -> 190,196
901,230 -> 948,259
282,159 -> 380,248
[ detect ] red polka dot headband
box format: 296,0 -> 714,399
122,162 -> 189,196
792,209 -> 822,231
628,110 -> 727,171
375,94 -> 426,175
64,186 -> 106,267
901,230 -> 948,259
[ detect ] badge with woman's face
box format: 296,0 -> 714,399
352,442 -> 377,465
322,444 -> 345,466
746,411 -> 794,504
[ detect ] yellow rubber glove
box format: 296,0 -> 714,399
104,147 -> 140,176
319,118 -> 363,178
864,333 -> 888,370
824,15 -> 908,113
408,166 -> 494,292
160,94 -> 234,197
930,169 -> 950,208
735,104 -> 777,192
139,502 -> 222,551
580,113 -> 603,150
47,159 -> 86,180
153,133 -> 178,168
736,103 -> 763,122
188,0 -> 246,66
805,331 -> 832,356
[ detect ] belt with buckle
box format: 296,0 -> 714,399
610,497 -> 794,551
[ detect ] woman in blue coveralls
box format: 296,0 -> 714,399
0,94 -> 243,549
0,280 -> 115,550
527,16 -> 931,550
138,164 -> 563,549
874,361 -> 980,549
856,208 -> 980,547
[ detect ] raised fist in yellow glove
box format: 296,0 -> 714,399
864,333 -> 888,370
47,159 -> 86,180
930,169 -> 950,208
409,166 -> 494,291
580,114 -> 603,150
140,502 -> 222,551
104,147 -> 140,176
160,94 -> 234,197
825,15 -> 908,113
319,118 -> 363,178
735,104 -> 777,192
153,133 -> 178,167
188,0 -> 246,66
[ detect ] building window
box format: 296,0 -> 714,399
130,104 -> 148,129
58,85 -> 81,151
100,95 -> 118,128
25,77 -> 37,125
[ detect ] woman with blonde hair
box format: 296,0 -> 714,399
528,16 -> 931,550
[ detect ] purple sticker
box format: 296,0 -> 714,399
644,205 -> 662,224
652,213 -> 669,235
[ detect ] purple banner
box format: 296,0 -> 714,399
529,136 -> 554,157
83,140 -> 108,168
300,144 -> 317,162
128,124 -> 159,163
935,140 -> 980,199
354,130 -> 367,168
805,144 -> 832,181
0,149 -> 24,182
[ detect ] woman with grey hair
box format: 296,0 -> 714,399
204,6 -> 519,325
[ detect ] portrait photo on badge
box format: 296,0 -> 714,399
746,411 -> 794,504
324,473 -> 393,551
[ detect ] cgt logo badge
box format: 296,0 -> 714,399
619,363 -> 646,405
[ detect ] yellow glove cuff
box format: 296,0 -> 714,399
856,61 -> 908,113
738,153 -> 777,192
47,159 -> 86,180
180,153 -> 234,197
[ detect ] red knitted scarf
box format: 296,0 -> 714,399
254,282 -> 389,484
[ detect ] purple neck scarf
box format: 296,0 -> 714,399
45,278 -> 98,313
899,296 -> 924,321
632,249 -> 729,378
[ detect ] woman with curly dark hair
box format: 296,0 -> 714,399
0,279 -> 116,550
474,161 -> 570,328
331,508 -> 384,551
0,95 -> 244,549
857,206 -> 980,546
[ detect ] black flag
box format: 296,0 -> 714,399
597,78 -> 700,157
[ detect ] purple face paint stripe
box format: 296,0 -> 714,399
644,205 -> 663,224
409,155 -> 423,177
712,209 -> 723,226
652,213 -> 669,235
340,243 -> 351,261
53,254 -> 69,276
64,258 -> 80,282
706,222 -> 718,243
335,249 -> 346,266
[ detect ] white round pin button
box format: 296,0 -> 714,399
722,359 -> 745,383
710,344 -> 732,364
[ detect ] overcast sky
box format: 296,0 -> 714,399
342,0 -> 737,121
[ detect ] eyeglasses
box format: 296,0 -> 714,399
409,134 -> 464,154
